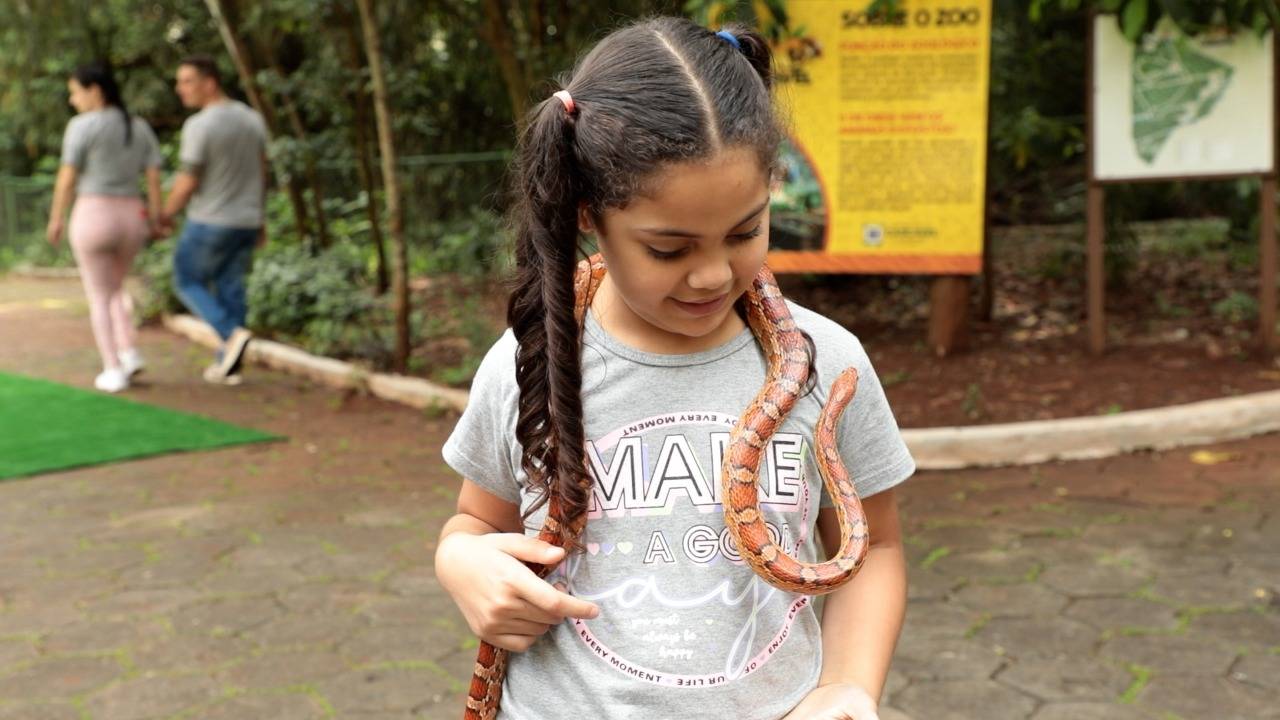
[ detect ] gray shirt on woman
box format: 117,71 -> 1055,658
60,109 -> 163,197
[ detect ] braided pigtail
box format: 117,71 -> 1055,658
507,89 -> 592,550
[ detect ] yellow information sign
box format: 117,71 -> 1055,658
767,0 -> 991,274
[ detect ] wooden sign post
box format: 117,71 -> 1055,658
1087,15 -> 1278,355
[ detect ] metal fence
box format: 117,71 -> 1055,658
0,175 -> 55,265
0,151 -> 512,266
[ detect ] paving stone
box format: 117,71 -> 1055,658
1100,633 -> 1237,675
975,617 -> 1098,660
202,693 -> 328,720
930,548 -> 1045,585
129,632 -> 257,673
892,633 -> 1005,681
996,655 -> 1129,701
318,667 -> 458,713
40,618 -> 155,654
295,552 -> 395,581
81,587 -> 204,618
1232,649 -> 1280,690
214,649 -> 349,690
1063,597 -> 1179,633
902,600 -> 985,640
1184,609 -> 1280,651
893,679 -> 1037,720
1137,675 -> 1280,719
87,673 -> 223,720
0,600 -> 82,636
276,581 -> 385,614
169,595 -> 282,638
251,612 -> 368,649
1039,560 -> 1151,598
0,701 -> 80,720
1078,512 -> 1195,548
0,655 -> 123,700
339,623 -> 471,666
0,640 -> 36,671
906,568 -> 958,601
952,582 -> 1069,618
1029,701 -> 1148,719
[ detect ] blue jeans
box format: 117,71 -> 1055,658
173,221 -> 258,340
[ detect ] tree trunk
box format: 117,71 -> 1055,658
355,0 -> 410,372
203,0 -> 313,244
478,0 -> 531,123
333,11 -> 389,294
265,51 -> 331,248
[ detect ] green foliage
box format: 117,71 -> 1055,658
246,241 -> 376,346
1212,291 -> 1259,323
413,207 -> 511,278
1028,0 -> 1279,39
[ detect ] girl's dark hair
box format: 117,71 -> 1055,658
72,62 -> 132,145
506,17 -> 792,547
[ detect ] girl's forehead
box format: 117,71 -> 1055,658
621,147 -> 768,225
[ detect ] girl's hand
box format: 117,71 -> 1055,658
781,682 -> 880,720
46,219 -> 64,247
435,532 -> 600,652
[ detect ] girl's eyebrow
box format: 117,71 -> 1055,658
638,198 -> 770,238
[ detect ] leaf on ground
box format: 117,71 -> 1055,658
1189,450 -> 1238,465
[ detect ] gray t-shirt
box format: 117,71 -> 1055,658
442,301 -> 915,720
179,100 -> 268,228
60,109 -> 162,197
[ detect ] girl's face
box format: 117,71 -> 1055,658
589,146 -> 771,353
67,79 -> 102,114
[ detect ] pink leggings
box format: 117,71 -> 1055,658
69,195 -> 149,370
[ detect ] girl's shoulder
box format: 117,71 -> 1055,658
469,328 -> 520,396
784,300 -> 870,364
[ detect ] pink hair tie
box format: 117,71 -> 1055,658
553,90 -> 576,115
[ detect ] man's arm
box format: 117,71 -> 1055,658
161,171 -> 200,227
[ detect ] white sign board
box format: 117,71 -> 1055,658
1092,16 -> 1274,180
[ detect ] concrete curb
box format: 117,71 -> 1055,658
161,314 -> 1280,470
161,314 -> 469,413
902,391 -> 1280,469
8,265 -> 80,279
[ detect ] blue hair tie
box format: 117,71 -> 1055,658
716,29 -> 742,51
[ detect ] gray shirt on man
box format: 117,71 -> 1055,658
179,100 -> 268,229
442,301 -> 915,719
61,109 -> 162,197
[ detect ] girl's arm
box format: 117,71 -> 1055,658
46,165 -> 78,246
783,488 -> 907,719
435,480 -> 600,652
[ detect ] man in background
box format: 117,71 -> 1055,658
161,55 -> 268,385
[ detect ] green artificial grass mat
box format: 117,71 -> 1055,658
0,371 -> 279,480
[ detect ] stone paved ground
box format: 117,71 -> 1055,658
1,276 -> 1277,720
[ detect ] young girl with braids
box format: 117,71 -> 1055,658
436,17 -> 915,720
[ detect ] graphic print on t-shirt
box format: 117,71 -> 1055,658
547,411 -> 819,688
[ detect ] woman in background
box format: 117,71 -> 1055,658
46,61 -> 164,393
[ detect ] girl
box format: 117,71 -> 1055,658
47,62 -> 163,393
436,17 -> 914,720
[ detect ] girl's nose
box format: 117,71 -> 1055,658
686,255 -> 733,292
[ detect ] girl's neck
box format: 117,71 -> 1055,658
590,275 -> 746,356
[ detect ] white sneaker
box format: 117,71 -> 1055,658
94,367 -> 130,393
118,348 -> 145,377
218,327 -> 253,376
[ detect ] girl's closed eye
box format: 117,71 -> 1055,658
646,225 -> 763,261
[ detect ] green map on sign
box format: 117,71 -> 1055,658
1131,36 -> 1234,163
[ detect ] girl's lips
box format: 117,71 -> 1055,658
672,294 -> 728,316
